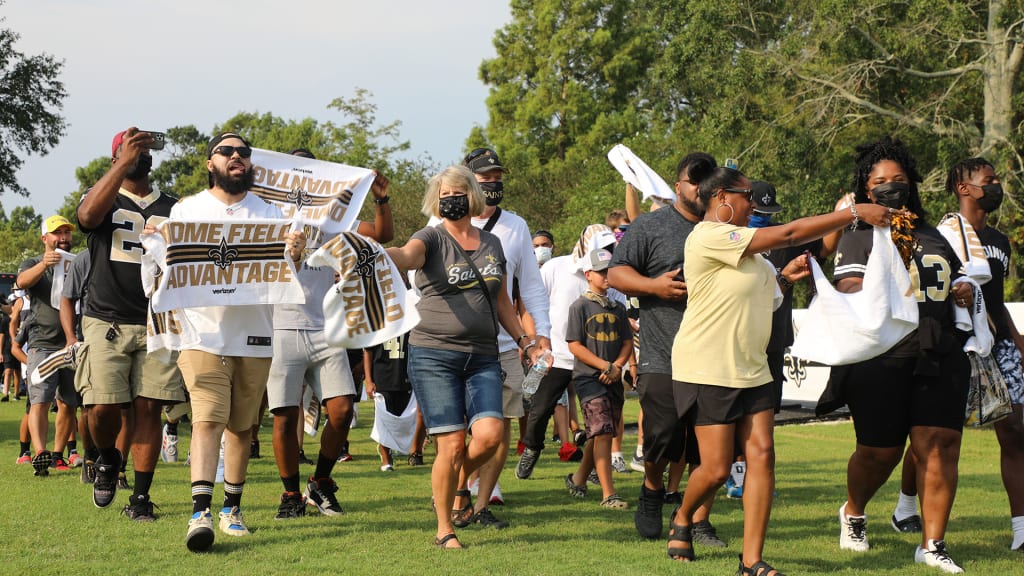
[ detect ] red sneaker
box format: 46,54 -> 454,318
53,456 -> 71,471
557,442 -> 577,462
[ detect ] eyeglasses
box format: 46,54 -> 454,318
722,187 -> 753,201
211,145 -> 252,159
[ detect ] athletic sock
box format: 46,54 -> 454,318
165,421 -> 178,436
634,445 -> 644,459
612,450 -> 623,461
223,480 -> 244,509
19,441 -> 29,455
894,490 -> 919,521
98,447 -> 120,468
314,452 -> 336,480
282,473 -> 301,493
133,471 -> 154,497
1011,516 -> 1024,550
85,447 -> 100,462
67,440 -> 77,453
191,481 -> 214,514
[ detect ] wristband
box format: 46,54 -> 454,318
516,333 -> 530,346
848,203 -> 859,230
374,196 -> 390,205
776,271 -> 794,291
601,362 -> 613,376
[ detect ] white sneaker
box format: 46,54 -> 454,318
611,455 -> 629,473
839,502 -> 869,552
218,506 -> 250,536
380,464 -> 394,472
629,449 -> 645,473
161,425 -> 178,463
185,509 -> 214,552
468,476 -> 480,497
914,539 -> 963,573
490,482 -> 504,506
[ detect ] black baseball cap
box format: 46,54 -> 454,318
751,180 -> 783,214
463,148 -> 507,174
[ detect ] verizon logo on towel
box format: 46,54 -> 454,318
249,149 -> 373,235
142,218 -> 305,313
306,232 -> 420,348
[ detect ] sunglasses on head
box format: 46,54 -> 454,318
211,145 -> 252,159
722,187 -> 753,201
465,148 -> 491,162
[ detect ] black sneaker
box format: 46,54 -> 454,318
471,508 -> 509,529
304,478 -> 344,516
297,449 -> 314,466
635,484 -> 665,539
81,459 -> 97,484
664,491 -> 683,505
515,447 -> 541,479
118,472 -> 131,490
336,442 -> 352,463
31,450 -> 51,477
93,455 -> 121,508
122,494 -> 158,522
249,438 -> 261,459
274,491 -> 306,520
692,519 -> 727,547
891,514 -> 922,533
407,452 -> 424,466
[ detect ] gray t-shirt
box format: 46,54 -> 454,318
409,225 -> 506,355
18,255 -> 65,350
566,295 -> 631,403
609,205 -> 697,375
273,228 -> 335,330
61,249 -> 91,341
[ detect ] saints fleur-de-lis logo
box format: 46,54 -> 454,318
485,254 -> 497,264
209,237 -> 239,270
355,245 -> 377,279
761,192 -> 772,206
286,187 -> 313,209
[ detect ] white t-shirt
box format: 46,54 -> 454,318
169,190 -> 284,357
428,209 -> 551,352
542,254 -> 625,371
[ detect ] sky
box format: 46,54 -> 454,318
2,0 -> 512,217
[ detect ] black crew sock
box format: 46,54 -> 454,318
67,440 -> 77,453
19,441 -> 29,455
85,447 -> 100,462
191,480 -> 214,514
98,447 -> 120,468
223,481 -> 245,509
313,452 -> 336,481
282,473 -> 301,493
134,471 -> 154,497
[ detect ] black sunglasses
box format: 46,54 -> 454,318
211,145 -> 253,159
464,148 -> 491,163
722,187 -> 753,201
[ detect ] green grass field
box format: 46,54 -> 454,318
0,397 -> 1019,575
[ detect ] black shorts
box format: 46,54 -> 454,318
636,373 -> 686,464
673,381 -> 775,426
841,350 -> 970,448
4,357 -> 19,372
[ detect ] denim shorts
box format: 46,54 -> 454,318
407,344 -> 504,434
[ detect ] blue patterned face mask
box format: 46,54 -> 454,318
748,213 -> 772,228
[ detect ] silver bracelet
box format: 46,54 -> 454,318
848,203 -> 859,230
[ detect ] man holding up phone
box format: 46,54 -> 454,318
74,128 -> 183,519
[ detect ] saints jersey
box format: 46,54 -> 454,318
80,188 -> 177,324
977,225 -> 1013,339
834,223 -> 962,357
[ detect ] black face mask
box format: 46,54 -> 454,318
871,181 -> 910,209
977,182 -> 1004,213
479,181 -> 504,206
126,154 -> 153,181
439,194 -> 470,220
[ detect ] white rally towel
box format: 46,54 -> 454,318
30,341 -> 86,385
141,218 -> 305,313
50,249 -> 77,309
306,232 -> 420,349
937,213 -> 991,284
249,149 -> 374,235
370,392 -> 420,453
607,144 -> 676,203
790,225 -> 918,365
302,384 -> 322,438
952,276 -> 994,355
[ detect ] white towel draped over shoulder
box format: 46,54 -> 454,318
790,225 -> 918,365
938,213 -> 991,284
606,144 -> 676,203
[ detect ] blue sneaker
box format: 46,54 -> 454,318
725,476 -> 743,499
186,509 -> 214,552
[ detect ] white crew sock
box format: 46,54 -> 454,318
611,451 -> 623,461
634,445 -> 644,459
730,461 -> 746,487
1011,516 -> 1024,551
894,491 -> 919,521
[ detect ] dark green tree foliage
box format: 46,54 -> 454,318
0,12 -> 67,197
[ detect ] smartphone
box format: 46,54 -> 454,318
144,131 -> 166,150
725,158 -> 738,170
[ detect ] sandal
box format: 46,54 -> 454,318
667,509 -> 695,561
451,489 -> 474,528
736,554 -> 785,576
434,533 -> 463,549
600,493 -> 629,509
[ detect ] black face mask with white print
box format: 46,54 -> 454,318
439,194 -> 470,220
479,181 -> 503,206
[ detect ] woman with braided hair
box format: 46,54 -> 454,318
830,136 -> 974,574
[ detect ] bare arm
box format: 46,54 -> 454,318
363,348 -> 376,397
78,128 -> 155,229
355,171 -> 394,243
607,264 -> 687,301
385,239 -> 427,272
743,203 -> 895,257
625,183 -> 642,222
496,276 -> 544,364
17,251 -> 60,290
59,296 -> 77,346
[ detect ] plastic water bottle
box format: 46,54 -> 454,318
521,351 -> 553,395
215,432 -> 226,484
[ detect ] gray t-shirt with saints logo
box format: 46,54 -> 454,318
410,225 -> 506,355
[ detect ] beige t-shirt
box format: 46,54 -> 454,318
672,222 -> 774,388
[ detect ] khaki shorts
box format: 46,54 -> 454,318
178,350 -> 271,430
499,349 -> 525,419
77,316 -> 185,406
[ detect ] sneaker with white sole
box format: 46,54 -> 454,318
161,425 -> 178,463
305,478 -> 344,516
186,509 -> 215,552
611,454 -> 630,473
839,502 -> 869,552
218,506 -> 250,536
891,514 -> 922,533
914,539 -> 963,574
515,447 -> 541,479
490,482 -> 504,506
629,453 -> 645,473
